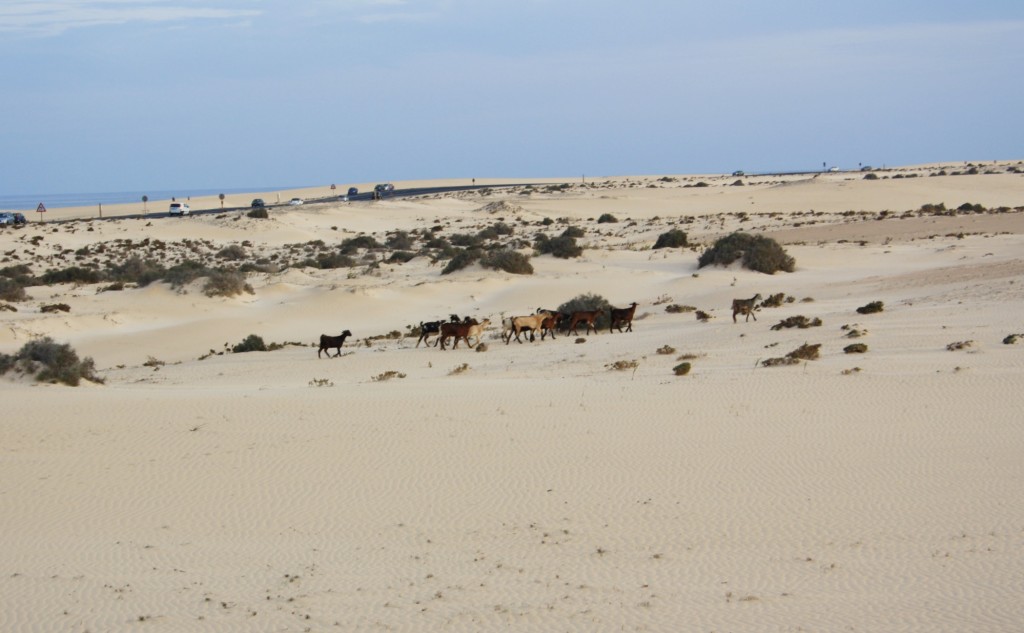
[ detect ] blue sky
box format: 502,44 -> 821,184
2,1 -> 1023,194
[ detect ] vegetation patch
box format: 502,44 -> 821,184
770,315 -> 822,330
856,301 -> 884,315
1003,334 -> 1022,345
698,232 -> 795,274
695,310 -> 712,321
762,343 -> 821,367
656,345 -> 676,355
665,304 -> 696,314
844,343 -> 868,354
372,370 -> 407,381
0,337 -> 102,386
597,213 -> 618,224
40,303 -> 71,313
607,359 -> 639,371
480,250 -> 533,275
232,334 -> 267,353
653,229 -> 688,249
946,340 -> 973,351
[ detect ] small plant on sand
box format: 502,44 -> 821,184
771,315 -> 822,330
247,207 -> 269,219
946,340 -> 974,351
372,370 -> 406,381
841,367 -> 862,375
0,278 -> 28,302
844,343 -> 868,354
232,334 -> 267,353
698,232 -> 795,274
607,359 -> 639,371
762,343 -> 821,367
672,362 -> 691,376
856,301 -> 884,315
480,250 -> 533,275
665,304 -> 696,314
535,234 -> 583,259
597,213 -> 618,224
309,377 -> 334,387
40,303 -> 71,313
656,345 -> 676,355
653,228 -> 688,249
203,269 -> 254,297
1004,334 -> 1022,345
0,337 -> 102,386
759,292 -> 787,308
448,363 -> 470,375
695,310 -> 712,322
441,248 -> 483,275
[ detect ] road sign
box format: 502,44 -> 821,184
37,203 -> 46,213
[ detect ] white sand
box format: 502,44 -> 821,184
2,161 -> 1023,631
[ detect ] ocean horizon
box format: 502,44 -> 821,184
0,186 -> 306,211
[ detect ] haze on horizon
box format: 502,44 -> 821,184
2,0 -> 1022,195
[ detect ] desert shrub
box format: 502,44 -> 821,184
863,172 -> 879,180
0,264 -> 33,285
372,370 -> 407,381
770,315 -> 822,330
232,334 -> 267,353
0,278 -> 27,302
695,310 -> 712,321
844,343 -> 868,353
557,293 -> 612,330
597,213 -> 618,224
945,340 -> 973,351
762,343 -> 821,367
247,207 -> 269,219
308,252 -> 356,269
216,244 -> 247,260
535,234 -> 583,259
561,226 -> 585,238
665,304 -> 696,313
653,229 -> 688,249
385,231 -> 415,250
698,232 -> 795,274
41,303 -> 71,313
656,345 -> 676,355
673,362 -> 691,376
449,232 -> 484,248
1,337 -> 102,385
1004,334 -> 1022,345
441,248 -> 483,275
608,359 -> 639,371
340,235 -> 381,254
163,260 -> 210,288
108,256 -> 166,286
203,269 -> 254,297
386,250 -> 416,264
39,266 -> 102,286
480,250 -> 533,275
759,293 -> 787,308
856,301 -> 884,314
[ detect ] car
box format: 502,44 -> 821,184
732,170 -> 745,177
347,187 -> 358,196
168,202 -> 190,216
374,183 -> 394,193
828,166 -> 840,172
289,198 -> 304,206
251,198 -> 266,208
0,212 -> 15,225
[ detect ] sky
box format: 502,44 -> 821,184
2,0 -> 1023,195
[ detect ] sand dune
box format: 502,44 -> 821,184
2,161 -> 1023,631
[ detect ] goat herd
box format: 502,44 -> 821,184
318,295 -> 764,358
317,303 -> 640,358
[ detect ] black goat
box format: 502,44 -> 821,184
318,330 -> 352,358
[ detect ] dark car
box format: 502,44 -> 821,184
251,198 -> 266,208
347,187 -> 358,196
374,183 -> 394,193
0,212 -> 26,226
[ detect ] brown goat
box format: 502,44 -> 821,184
732,293 -> 763,323
568,308 -> 602,335
609,302 -> 638,333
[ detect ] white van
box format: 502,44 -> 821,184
169,202 -> 191,216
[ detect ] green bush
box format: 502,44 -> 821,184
203,269 -> 254,297
557,293 -> 612,330
449,233 -> 484,248
216,244 -> 247,260
535,234 -> 583,259
306,252 -> 357,269
340,235 -> 382,254
441,248 -> 483,275
39,266 -> 102,286
856,301 -> 884,315
653,229 -> 688,249
386,250 -> 416,264
232,334 -> 267,353
107,256 -> 166,286
480,250 -> 533,275
385,231 -> 415,250
561,226 -> 585,238
0,278 -> 27,302
247,207 -> 269,219
597,213 -> 618,224
0,337 -> 102,385
0,264 -> 33,285
163,260 -> 210,288
698,232 -> 795,274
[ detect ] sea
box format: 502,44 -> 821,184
0,186 -> 304,211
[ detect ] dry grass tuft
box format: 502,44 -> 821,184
856,301 -> 884,315
372,370 -> 406,381
844,343 -> 868,354
448,363 -> 470,375
656,345 -> 676,355
946,340 -> 973,351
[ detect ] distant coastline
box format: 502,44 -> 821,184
0,186 -> 306,211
